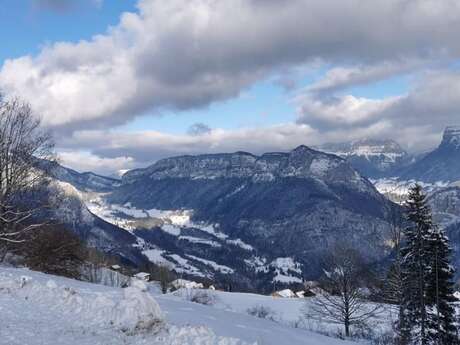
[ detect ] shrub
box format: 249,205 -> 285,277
23,225 -> 86,278
185,289 -> 216,305
246,305 -> 277,321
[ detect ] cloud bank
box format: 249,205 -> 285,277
3,0 -> 460,130
3,0 -> 460,173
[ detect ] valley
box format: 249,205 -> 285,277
42,126 -> 460,292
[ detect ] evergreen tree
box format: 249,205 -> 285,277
401,184 -> 432,344
400,184 -> 458,345
425,227 -> 458,344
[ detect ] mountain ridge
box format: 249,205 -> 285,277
400,126 -> 460,182
105,145 -> 395,289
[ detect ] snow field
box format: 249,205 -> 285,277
1,267 -> 359,345
0,268 -> 251,345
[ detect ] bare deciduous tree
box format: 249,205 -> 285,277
143,261 -> 176,293
24,225 -> 86,278
383,196 -> 408,344
157,264 -> 175,294
0,97 -> 54,254
307,246 -> 382,338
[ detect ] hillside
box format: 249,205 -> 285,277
103,145 -> 395,289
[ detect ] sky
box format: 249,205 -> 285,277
1,0 -> 460,175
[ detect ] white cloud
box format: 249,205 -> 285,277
296,69 -> 460,151
58,124 -> 318,164
3,0 -> 460,132
58,151 -> 136,176
307,61 -> 421,96
296,94 -> 401,129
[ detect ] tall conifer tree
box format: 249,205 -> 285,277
400,184 -> 458,345
401,184 -> 432,344
425,227 -> 458,344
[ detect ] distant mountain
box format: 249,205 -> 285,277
318,138 -> 411,178
38,160 -> 121,193
400,126 -> 460,183
104,145 -> 396,290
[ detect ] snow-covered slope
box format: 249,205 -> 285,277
318,138 -> 411,178
38,168 -> 148,268
38,149 -> 396,291
0,267 -> 357,345
106,145 -> 395,289
371,178 -> 449,203
36,159 -> 121,193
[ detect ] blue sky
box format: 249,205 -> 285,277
0,0 -> 458,174
0,1 -> 301,135
0,1 -> 133,61
120,79 -> 299,134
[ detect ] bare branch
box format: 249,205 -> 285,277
0,97 -> 55,252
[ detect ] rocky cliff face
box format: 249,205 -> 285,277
123,146 -> 370,188
107,146 -> 395,288
318,139 -> 411,178
442,126 -> 460,149
401,126 -> 460,182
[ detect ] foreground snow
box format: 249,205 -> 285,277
0,267 -> 357,345
171,288 -> 393,340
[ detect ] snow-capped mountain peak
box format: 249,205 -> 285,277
321,138 -> 406,158
317,138 -> 410,178
441,126 -> 460,149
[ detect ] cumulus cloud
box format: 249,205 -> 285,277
3,0 -> 460,132
307,61 -> 421,96
296,94 -> 402,130
57,117 -> 445,175
57,124 -> 318,164
58,151 -> 136,176
297,69 -> 460,151
5,0 -> 460,175
56,67 -> 460,173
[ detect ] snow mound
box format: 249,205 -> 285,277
274,289 -> 296,298
0,271 -> 164,334
163,325 -> 252,345
111,286 -> 164,333
1,267 -> 361,345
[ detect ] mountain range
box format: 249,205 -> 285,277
320,126 -> 460,183
46,146 -> 395,291
43,126 -> 460,291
